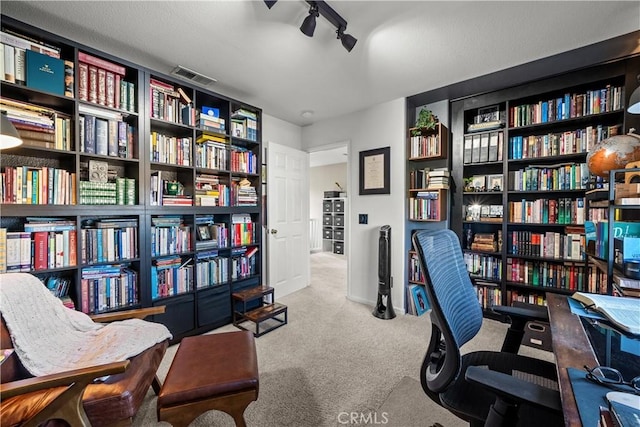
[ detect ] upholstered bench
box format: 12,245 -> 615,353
157,331 -> 259,427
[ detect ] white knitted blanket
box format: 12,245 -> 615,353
0,273 -> 172,377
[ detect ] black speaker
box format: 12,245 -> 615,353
373,225 -> 396,319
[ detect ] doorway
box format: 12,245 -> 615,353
308,143 -> 349,296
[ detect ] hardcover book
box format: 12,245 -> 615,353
25,49 -> 64,95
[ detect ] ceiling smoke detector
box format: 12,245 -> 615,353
171,65 -> 217,87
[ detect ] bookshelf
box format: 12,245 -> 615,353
585,168 -> 640,298
322,194 -> 346,255
405,119 -> 449,315
0,15 -> 263,342
450,57 -> 640,310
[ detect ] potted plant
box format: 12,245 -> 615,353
411,108 -> 438,136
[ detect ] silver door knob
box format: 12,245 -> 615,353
270,229 -> 278,234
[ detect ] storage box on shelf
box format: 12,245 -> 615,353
0,15 -> 264,342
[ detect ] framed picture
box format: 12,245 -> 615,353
411,285 -> 430,316
359,147 -> 390,195
197,225 -> 211,241
487,174 -> 504,192
471,175 -> 486,192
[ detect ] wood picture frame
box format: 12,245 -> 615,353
197,224 -> 212,241
359,146 -> 390,195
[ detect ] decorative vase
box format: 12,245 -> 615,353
586,132 -> 640,178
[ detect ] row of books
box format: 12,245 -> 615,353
230,149 -> 258,174
506,290 -> 546,307
80,226 -> 138,264
80,113 -> 135,158
465,253 -> 502,281
507,229 -> 585,261
507,124 -> 620,160
1,31 -> 73,98
195,219 -> 229,249
1,98 -> 72,150
409,193 -> 442,221
508,163 -> 589,192
195,133 -> 228,170
409,168 -> 450,190
409,132 -> 441,159
150,222 -> 192,257
585,220 -> 640,260
506,258 -> 588,291
406,284 -> 430,316
149,132 -> 192,166
509,84 -> 624,128
473,282 -> 502,310
1,166 -> 76,205
80,265 -> 139,314
149,78 -> 192,124
150,256 -> 194,300
2,228 -> 77,272
231,108 -> 258,141
463,131 -> 503,164
78,179 -> 136,206
407,252 -> 424,283
78,51 -> 135,112
508,197 -> 585,225
195,251 -> 229,288
231,249 -> 258,280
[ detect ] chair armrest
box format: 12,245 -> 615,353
465,366 -> 561,412
90,306 -> 166,323
491,305 -> 549,323
0,360 -> 129,400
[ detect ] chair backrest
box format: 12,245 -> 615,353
412,229 -> 483,393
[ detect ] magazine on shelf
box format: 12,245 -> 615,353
571,292 -> 640,336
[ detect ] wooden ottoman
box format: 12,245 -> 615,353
157,331 -> 259,427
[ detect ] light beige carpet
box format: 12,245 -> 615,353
131,251 -> 550,426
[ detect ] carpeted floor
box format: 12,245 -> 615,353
131,251 -> 551,426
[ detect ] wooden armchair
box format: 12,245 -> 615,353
0,305 -> 168,427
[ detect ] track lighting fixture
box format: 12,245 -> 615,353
263,0 -> 358,52
337,27 -> 357,52
300,4 -> 319,37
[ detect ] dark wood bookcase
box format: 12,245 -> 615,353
0,15 -> 263,342
450,56 -> 640,309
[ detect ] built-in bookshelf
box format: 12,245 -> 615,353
450,57 -> 639,310
0,15 -> 263,342
404,119 -> 450,315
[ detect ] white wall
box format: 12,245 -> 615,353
309,163 -> 347,225
262,113 -> 303,150
302,98 -> 406,311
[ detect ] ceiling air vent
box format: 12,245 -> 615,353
170,65 -> 217,87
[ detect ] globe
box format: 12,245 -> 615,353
586,132 -> 640,178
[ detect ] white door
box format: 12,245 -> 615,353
266,142 -> 310,297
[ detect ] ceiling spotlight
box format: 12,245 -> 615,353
263,0 -> 277,9
300,3 -> 319,37
337,27 -> 357,52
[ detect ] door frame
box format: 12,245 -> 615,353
307,140 -> 351,297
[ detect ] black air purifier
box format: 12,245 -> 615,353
373,225 -> 396,319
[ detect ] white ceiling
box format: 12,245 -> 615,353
2,1 -> 639,128
309,145 -> 348,167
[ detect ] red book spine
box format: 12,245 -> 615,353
97,68 -> 107,106
33,231 -> 48,270
88,65 -> 98,104
78,62 -> 89,101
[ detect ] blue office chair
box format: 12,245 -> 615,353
412,229 -> 563,427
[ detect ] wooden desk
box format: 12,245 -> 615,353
546,293 -> 598,427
